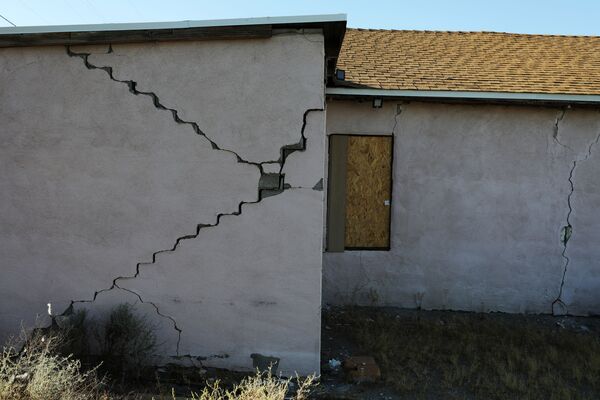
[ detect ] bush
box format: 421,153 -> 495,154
96,304 -> 157,382
0,330 -> 104,400
56,304 -> 157,382
56,309 -> 90,360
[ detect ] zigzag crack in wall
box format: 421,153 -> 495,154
64,45 -> 323,357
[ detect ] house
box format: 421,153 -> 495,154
1,14 -> 600,375
324,28 -> 600,317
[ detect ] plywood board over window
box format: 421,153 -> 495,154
327,135 -> 393,251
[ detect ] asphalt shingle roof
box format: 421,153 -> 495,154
336,28 -> 600,95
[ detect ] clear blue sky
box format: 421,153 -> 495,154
1,0 -> 599,36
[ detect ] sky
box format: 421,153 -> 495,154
0,0 -> 600,36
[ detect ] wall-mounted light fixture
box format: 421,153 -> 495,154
372,98 -> 383,108
335,69 -> 345,81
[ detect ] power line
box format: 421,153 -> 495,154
0,12 -> 16,27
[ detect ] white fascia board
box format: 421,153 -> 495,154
0,14 -> 347,35
326,87 -> 600,104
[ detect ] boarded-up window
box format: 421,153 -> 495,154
327,135 -> 393,251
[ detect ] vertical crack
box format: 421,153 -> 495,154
553,108 -> 574,153
552,116 -> 600,315
63,45 -> 323,356
392,103 -> 404,136
552,160 -> 575,315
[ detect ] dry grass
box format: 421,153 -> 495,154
0,331 -> 106,400
326,307 -> 600,400
1,327 -> 316,400
186,372 -> 316,400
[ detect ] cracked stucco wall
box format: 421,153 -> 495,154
0,32 -> 325,375
324,99 -> 600,315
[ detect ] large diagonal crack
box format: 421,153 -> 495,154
64,45 -> 323,355
552,114 -> 600,315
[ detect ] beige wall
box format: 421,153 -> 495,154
324,99 -> 600,316
0,32 -> 325,375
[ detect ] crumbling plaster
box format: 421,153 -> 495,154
0,31 -> 325,375
324,99 -> 600,315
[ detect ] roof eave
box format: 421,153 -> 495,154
0,14 -> 347,62
326,87 -> 600,105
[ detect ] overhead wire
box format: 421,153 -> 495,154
0,12 -> 16,26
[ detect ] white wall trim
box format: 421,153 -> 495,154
326,87 -> 600,104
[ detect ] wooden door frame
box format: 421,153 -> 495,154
326,133 -> 394,252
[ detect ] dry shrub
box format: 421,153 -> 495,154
0,330 -> 105,400
57,309 -> 91,360
189,371 -> 316,400
96,304 -> 157,382
57,304 -> 157,384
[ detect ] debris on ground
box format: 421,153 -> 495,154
343,356 -> 381,384
320,306 -> 600,400
328,358 -> 342,371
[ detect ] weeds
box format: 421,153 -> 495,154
0,330 -> 104,400
188,371 -> 316,400
0,306 -> 315,400
326,307 -> 600,399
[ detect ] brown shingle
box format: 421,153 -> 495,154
337,29 -> 600,95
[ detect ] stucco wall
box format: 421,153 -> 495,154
324,99 -> 600,316
0,32 -> 325,375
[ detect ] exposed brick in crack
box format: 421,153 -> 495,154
552,119 -> 600,315
63,45 -> 323,357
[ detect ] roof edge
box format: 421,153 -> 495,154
326,87 -> 600,105
0,14 -> 347,35
0,14 -> 347,62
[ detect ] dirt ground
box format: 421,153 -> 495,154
316,306 -> 600,400
111,306 -> 600,399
